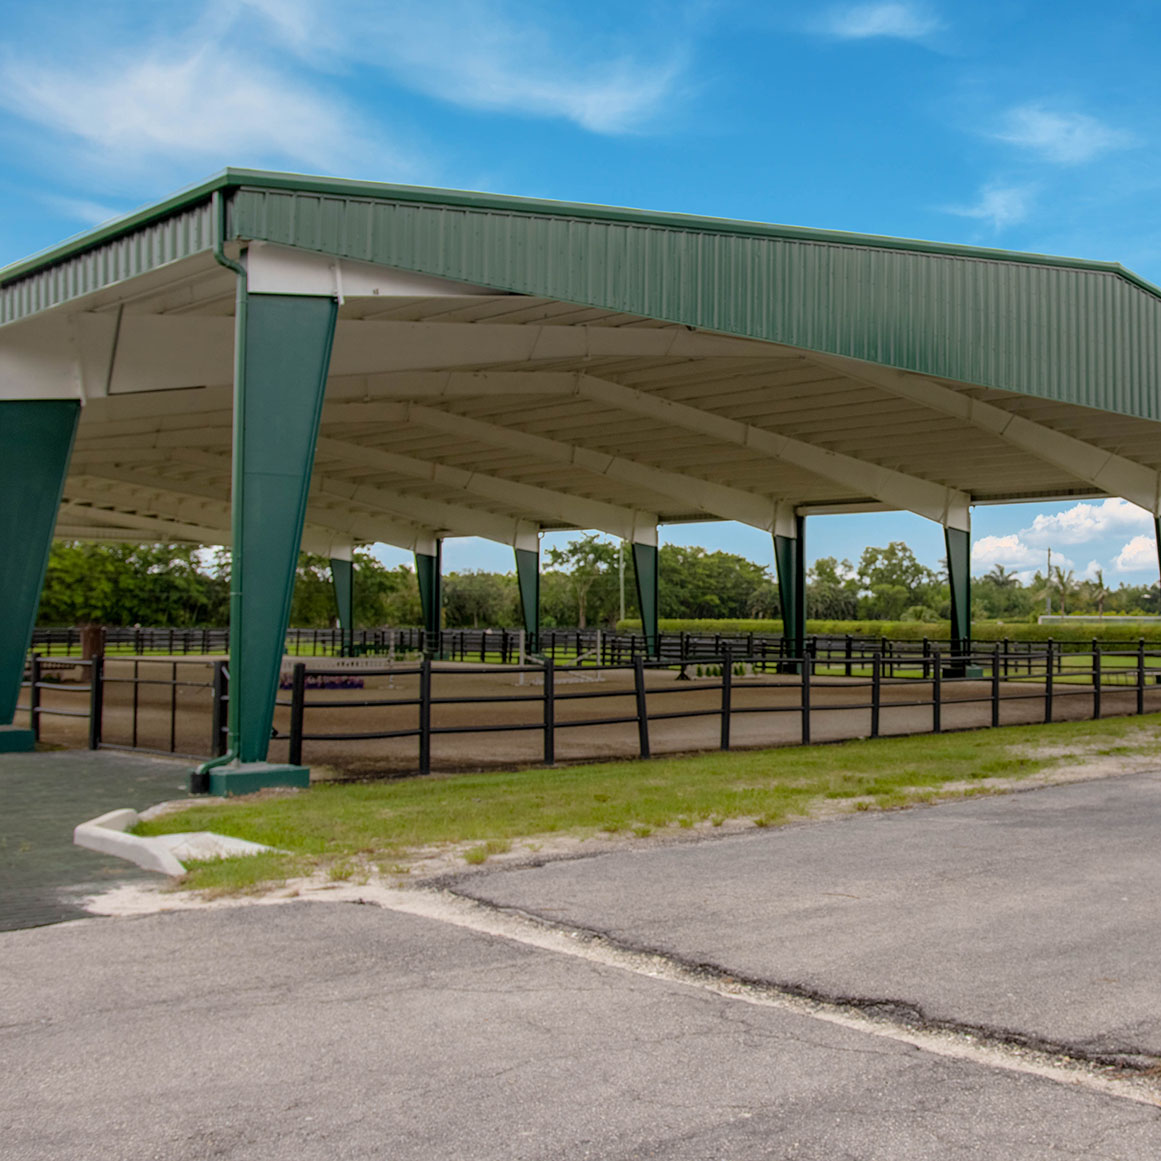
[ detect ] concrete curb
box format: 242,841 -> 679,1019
75,809 -> 187,876
74,809 -> 273,877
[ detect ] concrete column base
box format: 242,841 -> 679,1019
0,725 -> 35,752
190,762 -> 311,797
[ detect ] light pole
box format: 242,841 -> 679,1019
619,539 -> 625,624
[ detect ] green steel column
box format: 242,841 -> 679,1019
631,542 -> 659,656
945,525 -> 971,658
514,547 -> 540,653
1154,516 -> 1161,594
330,557 -> 354,657
229,292 -> 337,778
415,540 -> 442,651
773,515 -> 806,653
0,400 -> 79,751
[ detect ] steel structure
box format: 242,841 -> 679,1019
4,169 -> 1161,789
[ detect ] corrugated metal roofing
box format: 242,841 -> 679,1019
3,168 -> 1161,420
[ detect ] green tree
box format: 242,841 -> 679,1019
545,535 -> 620,628
443,571 -> 518,628
856,542 -> 937,620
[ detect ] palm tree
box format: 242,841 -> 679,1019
989,563 -> 1019,589
1054,566 -> 1078,615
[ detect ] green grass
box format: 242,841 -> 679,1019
134,712 -> 1161,893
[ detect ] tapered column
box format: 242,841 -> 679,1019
773,514 -> 806,656
197,289 -> 337,793
415,539 -> 442,653
330,555 -> 354,657
0,400 -> 79,751
631,542 -> 659,657
945,525 -> 971,658
515,546 -> 540,653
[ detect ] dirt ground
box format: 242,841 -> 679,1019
20,655 -> 1161,777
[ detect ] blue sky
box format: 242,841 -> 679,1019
3,0 -> 1159,585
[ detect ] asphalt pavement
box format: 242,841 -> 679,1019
456,771 -> 1161,1062
0,749 -> 190,931
4,901 -> 1160,1160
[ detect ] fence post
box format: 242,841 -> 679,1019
1138,638 -> 1146,716
1003,637 -> 1010,679
1044,641 -> 1054,724
88,654 -> 104,750
288,662 -> 307,767
1092,643 -> 1101,721
845,634 -> 853,678
871,651 -> 881,738
720,646 -> 733,750
418,655 -> 432,775
633,655 -> 651,759
211,661 -> 228,757
543,660 -> 555,764
801,652 -> 812,745
991,644 -> 1000,729
29,654 -> 41,742
932,648 -> 942,733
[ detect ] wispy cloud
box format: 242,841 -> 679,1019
944,183 -> 1034,231
0,35 -> 409,187
44,196 -> 127,227
817,2 -> 941,42
992,104 -> 1135,165
239,0 -> 688,134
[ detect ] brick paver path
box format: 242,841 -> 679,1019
0,749 -> 191,931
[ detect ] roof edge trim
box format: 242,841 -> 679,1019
2,167 -> 1159,302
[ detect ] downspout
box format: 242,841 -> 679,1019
195,189 -> 246,783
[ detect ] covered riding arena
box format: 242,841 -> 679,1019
4,169 -> 1161,791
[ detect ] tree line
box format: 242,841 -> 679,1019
35,536 -> 1160,629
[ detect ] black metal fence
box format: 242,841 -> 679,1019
277,641 -> 1161,775
22,638 -> 1161,774
22,654 -> 227,760
30,623 -> 1152,670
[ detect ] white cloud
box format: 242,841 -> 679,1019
45,196 -> 127,226
944,183 -> 1033,230
239,1 -> 686,134
992,104 -> 1134,165
973,534 -> 1071,572
1114,535 -> 1158,573
818,2 -> 940,41
1023,498 -> 1152,546
0,43 -> 402,183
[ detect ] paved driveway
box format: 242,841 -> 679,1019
0,749 -> 190,932
4,901 -> 1160,1160
456,771 -> 1161,1062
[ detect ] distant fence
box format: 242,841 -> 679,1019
22,640 -> 1161,775
29,624 -> 1159,670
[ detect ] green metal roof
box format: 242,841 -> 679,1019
5,168 -> 1161,421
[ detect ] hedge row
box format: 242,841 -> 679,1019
616,618 -> 1161,643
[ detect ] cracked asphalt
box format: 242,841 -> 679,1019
456,771 -> 1161,1064
3,902 -> 1161,1159
4,757 -> 1161,1156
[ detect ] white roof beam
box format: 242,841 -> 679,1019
64,475 -> 433,555
60,317 -> 791,395
313,474 -> 540,552
402,404 -> 786,540
806,353 -> 1161,516
571,374 -> 971,531
314,436 -> 652,544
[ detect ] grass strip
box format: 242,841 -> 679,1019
135,714 -> 1161,892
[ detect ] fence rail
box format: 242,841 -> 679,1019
22,639 -> 1161,776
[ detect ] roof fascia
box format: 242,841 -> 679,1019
3,168 -> 1158,303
